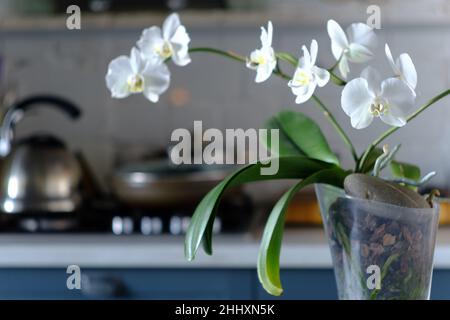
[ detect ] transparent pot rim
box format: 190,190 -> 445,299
315,183 -> 439,215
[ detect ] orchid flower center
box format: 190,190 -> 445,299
251,52 -> 266,66
293,70 -> 311,87
155,41 -> 173,59
339,48 -> 350,58
370,98 -> 389,117
127,74 -> 145,93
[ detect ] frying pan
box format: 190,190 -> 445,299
111,160 -> 236,208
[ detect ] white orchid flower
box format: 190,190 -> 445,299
246,21 -> 277,83
105,47 -> 171,102
137,13 -> 191,66
288,39 -> 330,104
385,43 -> 417,95
327,19 -> 377,79
341,66 -> 415,129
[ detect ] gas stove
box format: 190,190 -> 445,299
0,193 -> 253,235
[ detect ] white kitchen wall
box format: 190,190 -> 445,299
1,0 -> 450,195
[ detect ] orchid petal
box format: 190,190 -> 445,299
327,19 -> 349,60
130,47 -> 144,73
346,23 -> 377,50
381,78 -> 415,119
350,104 -> 374,129
312,66 -> 330,87
301,45 -> 311,69
294,82 -> 317,104
397,53 -> 417,90
347,43 -> 373,63
162,13 -> 181,40
255,60 -> 274,83
338,55 -> 350,79
137,26 -> 164,61
142,61 -> 171,102
260,21 -> 273,47
172,48 -> 191,66
267,21 -> 273,46
384,44 -> 417,93
310,39 -> 318,66
297,56 -> 307,69
170,26 -> 191,66
170,25 -> 191,47
105,56 -> 133,99
380,112 -> 406,127
341,78 -> 374,129
384,44 -> 400,75
360,66 -> 381,95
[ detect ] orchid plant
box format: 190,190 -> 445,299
106,13 -> 450,296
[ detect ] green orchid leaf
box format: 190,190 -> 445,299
185,156 -> 335,260
276,110 -> 340,165
257,167 -> 349,296
263,117 -> 305,157
202,217 -> 215,255
359,148 -> 383,173
390,161 -> 421,182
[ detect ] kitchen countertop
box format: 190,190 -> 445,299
2,228 -> 450,269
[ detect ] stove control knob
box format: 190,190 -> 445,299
140,217 -> 152,235
169,216 -> 182,235
140,217 -> 163,235
122,217 -> 133,235
152,217 -> 163,234
112,216 -> 123,235
112,216 -> 134,235
213,217 -> 222,234
181,217 -> 191,234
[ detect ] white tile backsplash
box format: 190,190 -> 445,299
2,20 -> 450,192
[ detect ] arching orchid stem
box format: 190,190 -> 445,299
311,95 -> 358,162
328,58 -> 340,73
358,88 -> 450,172
188,46 -> 357,163
327,52 -> 344,75
329,72 -> 347,86
188,47 -> 246,63
275,52 -> 297,67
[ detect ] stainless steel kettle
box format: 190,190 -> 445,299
0,95 -> 82,214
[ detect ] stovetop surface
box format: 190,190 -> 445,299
0,196 -> 253,235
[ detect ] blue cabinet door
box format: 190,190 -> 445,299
255,269 -> 450,300
255,269 -> 338,300
0,268 -> 254,300
0,268 -> 449,299
430,270 -> 450,299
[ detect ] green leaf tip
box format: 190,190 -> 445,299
257,167 -> 349,296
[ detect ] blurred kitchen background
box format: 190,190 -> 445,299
1,0 -> 450,300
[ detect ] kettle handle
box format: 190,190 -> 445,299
11,95 -> 81,118
0,95 -> 82,157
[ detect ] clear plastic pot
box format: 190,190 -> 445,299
315,183 -> 439,300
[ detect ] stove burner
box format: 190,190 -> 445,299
19,217 -> 79,233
